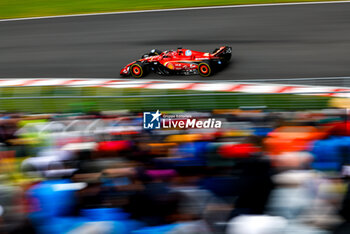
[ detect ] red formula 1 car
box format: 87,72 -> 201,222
120,46 -> 231,78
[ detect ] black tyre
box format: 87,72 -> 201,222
130,62 -> 148,78
198,61 -> 213,77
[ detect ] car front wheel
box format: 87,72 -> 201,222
130,62 -> 148,78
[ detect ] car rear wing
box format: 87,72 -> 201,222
212,46 -> 231,55
212,46 -> 232,61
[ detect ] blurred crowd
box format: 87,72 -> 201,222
1,108 -> 350,233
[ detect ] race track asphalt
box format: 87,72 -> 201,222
1,2 -> 350,84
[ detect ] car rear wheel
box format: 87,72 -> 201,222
198,61 -> 213,77
130,62 -> 148,78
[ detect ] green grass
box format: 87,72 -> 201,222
0,86 -> 330,113
0,0 -> 342,19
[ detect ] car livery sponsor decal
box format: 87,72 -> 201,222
185,50 -> 192,56
164,62 -> 175,70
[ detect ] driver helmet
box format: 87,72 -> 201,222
177,47 -> 183,55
